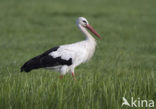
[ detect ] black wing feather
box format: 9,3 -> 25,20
20,46 -> 72,72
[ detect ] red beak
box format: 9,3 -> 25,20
86,24 -> 102,39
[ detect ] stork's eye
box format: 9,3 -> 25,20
83,20 -> 87,23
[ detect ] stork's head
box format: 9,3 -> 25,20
76,17 -> 101,39
76,17 -> 89,27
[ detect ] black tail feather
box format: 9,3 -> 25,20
20,56 -> 41,72
20,46 -> 60,72
20,46 -> 73,73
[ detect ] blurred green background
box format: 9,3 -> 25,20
0,0 -> 156,109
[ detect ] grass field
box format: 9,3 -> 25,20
0,0 -> 156,109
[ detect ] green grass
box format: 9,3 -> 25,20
0,0 -> 156,109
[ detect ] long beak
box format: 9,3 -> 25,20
86,24 -> 102,39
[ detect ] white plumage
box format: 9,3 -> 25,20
49,39 -> 96,74
21,17 -> 101,80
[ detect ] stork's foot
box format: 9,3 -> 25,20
72,72 -> 76,80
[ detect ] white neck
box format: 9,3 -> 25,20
77,24 -> 95,40
77,24 -> 97,61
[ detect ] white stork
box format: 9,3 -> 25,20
21,17 -> 101,80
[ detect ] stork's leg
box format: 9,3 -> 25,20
72,72 -> 76,80
60,65 -> 68,79
60,75 -> 64,79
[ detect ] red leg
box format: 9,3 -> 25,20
60,75 -> 63,79
72,72 -> 76,80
